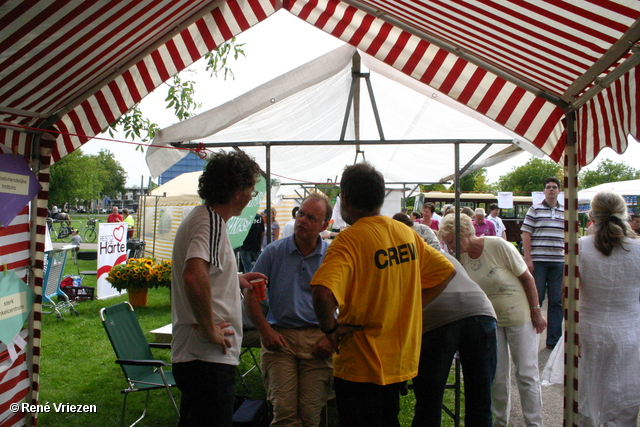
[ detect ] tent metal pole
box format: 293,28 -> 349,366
265,144 -> 272,246
564,111 -> 579,427
353,52 -> 361,142
340,73 -> 358,141
175,139 -> 514,148
454,142 -> 461,260
364,74 -> 385,140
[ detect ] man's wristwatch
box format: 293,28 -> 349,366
321,323 -> 339,334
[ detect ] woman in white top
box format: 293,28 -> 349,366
578,191 -> 640,427
439,214 -> 546,427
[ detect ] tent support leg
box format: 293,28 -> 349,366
564,111 -> 579,427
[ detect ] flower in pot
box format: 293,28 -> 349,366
106,258 -> 171,306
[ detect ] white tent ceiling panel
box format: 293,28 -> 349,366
147,44 -> 542,184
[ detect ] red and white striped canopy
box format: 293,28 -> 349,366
1,0 -> 640,166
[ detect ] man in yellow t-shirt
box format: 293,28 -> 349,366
311,162 -> 455,427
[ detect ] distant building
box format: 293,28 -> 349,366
158,152 -> 206,185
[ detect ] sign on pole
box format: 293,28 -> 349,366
96,222 -> 128,299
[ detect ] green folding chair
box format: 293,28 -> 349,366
100,302 -> 179,427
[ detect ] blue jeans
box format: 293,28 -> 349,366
238,250 -> 260,273
334,377 -> 403,427
412,316 -> 497,427
173,360 -> 236,427
532,261 -> 564,347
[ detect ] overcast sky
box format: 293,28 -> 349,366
82,10 -> 640,188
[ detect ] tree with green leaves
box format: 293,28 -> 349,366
460,168 -> 491,192
49,149 -> 127,208
108,39 -> 245,145
578,158 -> 640,190
497,157 -> 563,195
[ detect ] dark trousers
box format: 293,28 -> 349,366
173,360 -> 236,427
412,316 -> 497,427
334,377 -> 403,427
532,261 -> 564,347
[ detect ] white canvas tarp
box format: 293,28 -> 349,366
147,45 -> 545,185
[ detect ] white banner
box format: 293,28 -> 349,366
96,222 -> 128,299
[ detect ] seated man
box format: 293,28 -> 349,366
244,194 -> 334,427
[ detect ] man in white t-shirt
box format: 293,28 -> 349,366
171,150 -> 266,426
487,203 -> 507,240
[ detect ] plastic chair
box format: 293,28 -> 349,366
75,251 -> 97,279
100,302 -> 179,427
42,248 -> 78,320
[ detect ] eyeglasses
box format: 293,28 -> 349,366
251,190 -> 259,197
295,210 -> 323,223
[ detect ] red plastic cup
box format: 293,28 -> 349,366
250,278 -> 267,301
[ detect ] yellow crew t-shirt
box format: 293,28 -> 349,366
311,215 -> 454,385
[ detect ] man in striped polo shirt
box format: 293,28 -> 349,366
521,177 -> 564,350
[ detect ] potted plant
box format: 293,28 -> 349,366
106,257 -> 171,307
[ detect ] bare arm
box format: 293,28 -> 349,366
311,285 -> 362,354
422,270 -> 456,307
243,284 -> 287,351
182,257 -> 234,353
517,269 -> 547,334
521,231 -> 534,272
273,227 -> 280,241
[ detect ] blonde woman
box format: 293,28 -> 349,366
578,191 -> 640,427
439,214 -> 546,427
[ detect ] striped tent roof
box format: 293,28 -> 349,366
2,2 -> 640,424
1,0 -> 639,166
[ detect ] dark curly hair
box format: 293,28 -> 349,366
340,162 -> 385,212
197,150 -> 262,206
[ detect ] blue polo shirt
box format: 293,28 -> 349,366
251,235 -> 328,328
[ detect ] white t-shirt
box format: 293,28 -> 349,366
460,237 -> 529,327
171,205 -> 242,365
487,214 -> 506,237
281,217 -> 296,239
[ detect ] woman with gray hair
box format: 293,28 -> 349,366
578,191 -> 640,427
392,212 -> 497,426
438,214 -> 546,427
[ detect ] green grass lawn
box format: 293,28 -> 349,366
36,255 -> 463,426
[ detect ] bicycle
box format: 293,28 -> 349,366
84,218 -> 100,243
47,218 -> 73,241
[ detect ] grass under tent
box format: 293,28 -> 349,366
36,252 -> 463,426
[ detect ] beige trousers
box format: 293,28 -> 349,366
261,326 -> 333,427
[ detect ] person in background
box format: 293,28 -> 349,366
70,229 -> 81,260
391,214 -> 497,427
461,206 -> 475,218
245,194 -> 334,426
239,213 -> 264,273
122,208 -> 135,239
311,162 -> 455,427
107,206 -> 123,223
521,177 -> 564,350
330,194 -> 347,232
392,213 -> 440,251
262,207 -> 280,248
441,204 -> 455,217
473,208 -> 496,237
628,213 -> 640,235
487,203 -> 507,240
171,150 -> 266,426
439,214 -> 546,427
578,191 -> 640,427
280,206 -> 299,239
411,211 -> 422,223
421,201 -> 440,231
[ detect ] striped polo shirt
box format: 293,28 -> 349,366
521,200 -> 565,262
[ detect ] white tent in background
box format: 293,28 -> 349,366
578,179 -> 640,210
146,44 -> 545,185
